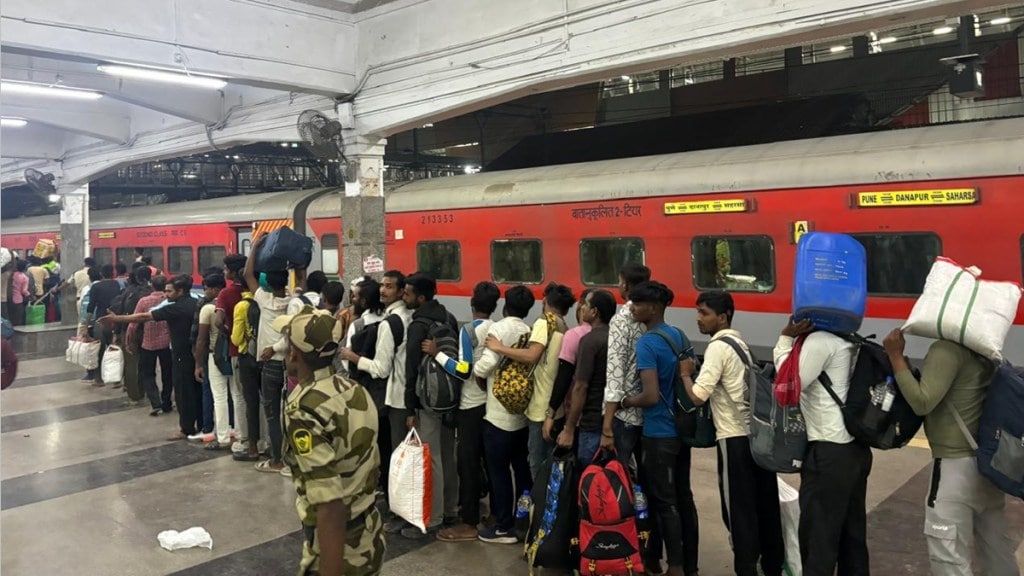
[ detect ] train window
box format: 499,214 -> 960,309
850,233 -> 941,296
321,234 -> 339,275
692,236 -> 775,292
116,248 -> 135,268
417,241 -> 461,282
115,247 -> 164,271
168,247 -> 193,276
580,238 -> 646,286
198,246 -> 227,275
491,239 -> 543,284
147,249 -> 165,272
93,248 -> 113,268
1021,235 -> 1024,283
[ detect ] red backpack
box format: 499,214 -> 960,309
576,451 -> 645,576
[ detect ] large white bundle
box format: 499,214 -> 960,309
76,340 -> 101,370
101,345 -> 124,383
777,477 -> 801,576
903,257 -> 1022,361
388,428 -> 432,533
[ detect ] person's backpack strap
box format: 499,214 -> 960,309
297,293 -> 312,306
816,371 -> 846,408
648,327 -> 685,412
948,404 -> 980,451
385,314 -> 405,348
718,336 -> 754,368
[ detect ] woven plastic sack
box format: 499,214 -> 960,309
101,345 -> 123,383
903,257 -> 1022,361
388,428 -> 432,533
778,477 -> 802,576
76,340 -> 100,370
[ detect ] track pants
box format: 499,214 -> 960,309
260,360 -> 285,464
457,404 -> 485,527
799,441 -> 872,576
417,408 -> 458,527
141,347 -> 173,411
924,456 -> 1019,576
482,421 -> 531,531
643,435 -> 700,574
614,419 -> 664,569
173,352 -> 201,435
717,436 -> 785,576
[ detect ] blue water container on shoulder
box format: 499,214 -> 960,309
793,232 -> 867,334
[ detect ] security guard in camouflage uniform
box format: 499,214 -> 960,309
271,305 -> 385,576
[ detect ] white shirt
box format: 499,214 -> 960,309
255,287 -> 291,361
286,291 -> 321,314
344,308 -> 386,372
692,329 -> 751,440
474,316 -> 531,432
356,300 -> 412,409
72,267 -> 91,301
773,331 -> 856,444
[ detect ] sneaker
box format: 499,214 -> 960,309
231,441 -> 249,454
279,467 -> 293,478
477,526 -> 517,544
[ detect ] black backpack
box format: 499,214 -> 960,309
819,333 -> 923,450
414,317 -> 461,412
347,318 -> 389,410
649,327 -> 716,449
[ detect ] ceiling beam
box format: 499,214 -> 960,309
2,104 -> 130,143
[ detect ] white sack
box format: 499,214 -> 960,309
903,257 -> 1022,360
388,428 -> 432,533
76,340 -> 100,370
101,345 -> 123,383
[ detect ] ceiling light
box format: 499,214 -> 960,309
291,143 -> 299,148
990,17 -> 1011,25
830,45 -> 847,53
933,26 -> 954,35
1,81 -> 102,100
280,142 -> 290,148
879,36 -> 897,44
1,117 -> 28,128
97,65 -> 227,89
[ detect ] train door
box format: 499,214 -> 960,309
237,228 -> 253,257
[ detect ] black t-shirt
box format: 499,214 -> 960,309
575,324 -> 610,431
87,279 -> 123,317
151,295 -> 197,356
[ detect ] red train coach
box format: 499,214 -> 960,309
3,118 -> 1022,361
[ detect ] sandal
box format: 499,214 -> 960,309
254,459 -> 284,473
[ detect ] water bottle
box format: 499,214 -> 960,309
633,484 -> 648,521
514,490 -> 531,537
881,376 -> 896,412
870,380 -> 887,407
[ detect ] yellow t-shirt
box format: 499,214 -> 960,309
524,315 -> 567,423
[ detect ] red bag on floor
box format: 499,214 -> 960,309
577,450 -> 644,576
774,335 -> 806,406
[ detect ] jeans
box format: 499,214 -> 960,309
140,347 -> 173,411
614,418 -> 663,568
643,435 -> 699,574
238,354 -> 262,446
208,353 -> 232,444
260,360 -> 285,463
527,420 -> 554,480
799,441 -> 872,576
577,429 -> 602,468
457,404 -> 486,526
482,421 -> 531,531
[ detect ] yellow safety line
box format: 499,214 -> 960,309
907,436 -> 931,450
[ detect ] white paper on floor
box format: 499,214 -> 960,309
157,527 -> 214,551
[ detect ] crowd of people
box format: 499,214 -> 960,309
7,235 -> 1016,576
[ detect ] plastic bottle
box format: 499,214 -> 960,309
881,376 -> 896,412
514,490 -> 531,536
633,484 -> 648,521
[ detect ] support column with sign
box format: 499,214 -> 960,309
340,132 -> 387,284
59,184 -> 89,326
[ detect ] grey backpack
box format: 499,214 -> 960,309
720,337 -> 808,473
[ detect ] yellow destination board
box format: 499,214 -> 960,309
664,198 -> 748,215
857,188 -> 978,208
97,232 -> 117,239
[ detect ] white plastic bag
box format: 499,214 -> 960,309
101,345 -> 123,383
903,257 -> 1022,360
77,340 -> 100,370
778,476 -> 802,576
66,338 -> 77,363
388,428 -> 432,533
157,527 -> 213,551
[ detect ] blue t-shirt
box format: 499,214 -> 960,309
636,323 -> 693,439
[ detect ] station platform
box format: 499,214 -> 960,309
2,355 -> 1022,576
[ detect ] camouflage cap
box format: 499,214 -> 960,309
270,305 -> 342,358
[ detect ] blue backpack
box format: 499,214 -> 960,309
954,362 -> 1024,500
